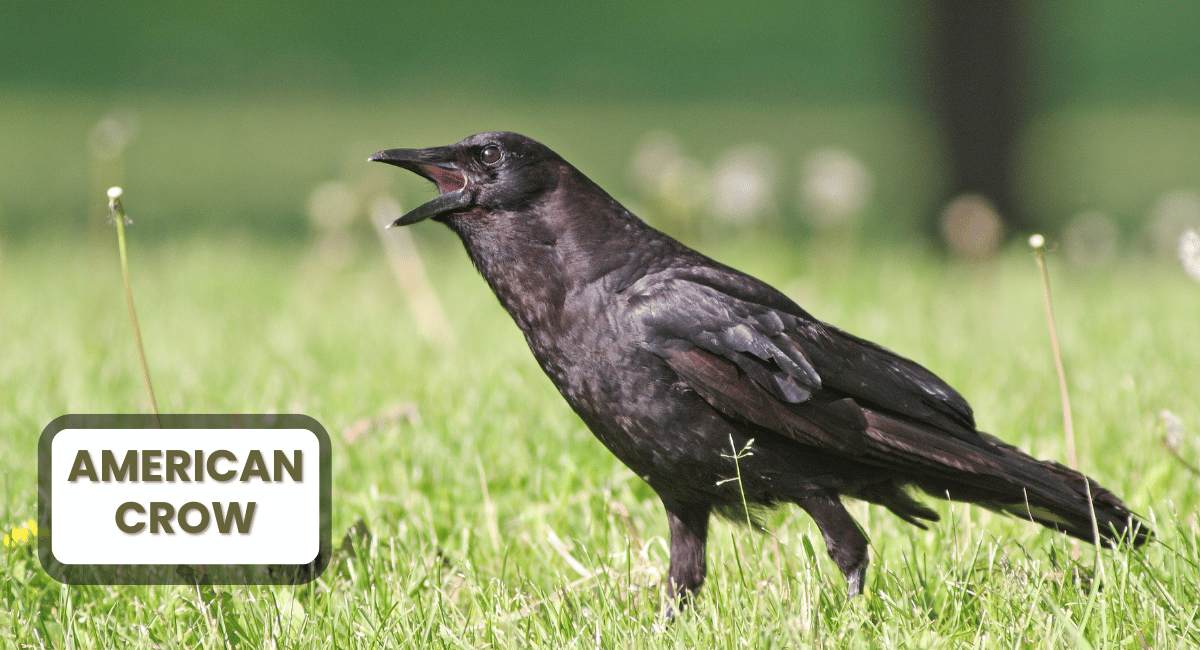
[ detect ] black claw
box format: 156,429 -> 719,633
846,559 -> 868,597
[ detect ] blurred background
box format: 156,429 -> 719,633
3,0 -> 1200,261
4,3 -> 1200,641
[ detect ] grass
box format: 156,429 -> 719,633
1,230 -> 1198,648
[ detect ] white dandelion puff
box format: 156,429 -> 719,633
1178,228 -> 1200,282
1160,410 -> 1184,451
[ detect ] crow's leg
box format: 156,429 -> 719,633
661,498 -> 712,608
796,492 -> 870,596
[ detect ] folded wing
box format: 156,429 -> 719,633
631,265 -> 984,462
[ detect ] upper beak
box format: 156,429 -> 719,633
369,147 -> 472,226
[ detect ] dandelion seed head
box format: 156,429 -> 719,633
800,148 -> 873,229
1029,234 -> 1045,249
88,111 -> 139,161
1149,189 -> 1200,256
1160,409 -> 1184,451
711,144 -> 776,223
628,131 -> 683,196
940,194 -> 1003,258
1178,229 -> 1200,282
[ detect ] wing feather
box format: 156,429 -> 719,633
660,347 -> 868,455
631,266 -> 986,458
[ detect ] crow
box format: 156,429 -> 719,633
370,131 -> 1150,603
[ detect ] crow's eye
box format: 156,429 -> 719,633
480,145 -> 502,166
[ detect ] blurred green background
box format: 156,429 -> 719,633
3,0 -> 1200,257
3,5 -> 1200,644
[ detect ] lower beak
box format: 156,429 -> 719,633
387,188 -> 471,227
369,148 -> 472,226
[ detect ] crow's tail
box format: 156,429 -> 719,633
860,411 -> 1151,547
914,432 -> 1152,547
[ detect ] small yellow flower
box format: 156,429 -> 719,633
3,520 -> 36,547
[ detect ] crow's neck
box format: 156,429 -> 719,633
447,178 -> 672,333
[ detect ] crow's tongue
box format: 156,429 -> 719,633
422,165 -> 465,194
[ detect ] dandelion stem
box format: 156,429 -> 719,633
1030,235 -> 1076,469
109,188 -> 160,426
1083,477 -> 1106,579
1163,445 -> 1200,477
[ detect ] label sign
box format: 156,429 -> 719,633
39,414 -> 331,585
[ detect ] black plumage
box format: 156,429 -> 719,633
370,132 -> 1149,603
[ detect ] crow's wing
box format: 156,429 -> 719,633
630,266 -> 983,455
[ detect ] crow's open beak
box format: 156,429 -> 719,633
368,147 -> 472,226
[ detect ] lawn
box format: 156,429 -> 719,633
0,229 -> 1197,648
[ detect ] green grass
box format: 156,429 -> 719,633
1,231 -> 1198,647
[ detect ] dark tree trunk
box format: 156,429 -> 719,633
932,0 -> 1030,234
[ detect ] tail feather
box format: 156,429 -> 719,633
861,411 -> 1152,547
915,442 -> 1152,548
985,433 -> 1150,547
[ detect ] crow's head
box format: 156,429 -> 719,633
369,132 -> 564,227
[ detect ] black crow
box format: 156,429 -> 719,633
370,132 -> 1149,603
